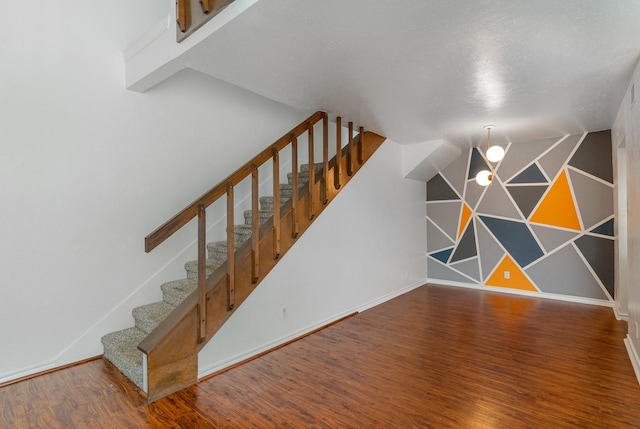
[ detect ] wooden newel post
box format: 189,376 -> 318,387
226,184 -> 235,311
197,204 -> 206,342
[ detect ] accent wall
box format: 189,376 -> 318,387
426,131 -> 614,302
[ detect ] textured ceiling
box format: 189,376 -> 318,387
178,0 -> 640,147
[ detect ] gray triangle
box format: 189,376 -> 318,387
428,258 -> 475,284
568,131 -> 613,183
427,201 -> 461,242
465,179 -> 486,210
476,181 -> 522,220
530,224 -> 579,253
427,219 -> 455,252
575,235 -> 614,298
441,149 -> 470,198
506,185 -> 548,218
450,220 -> 477,263
427,174 -> 460,201
450,257 -> 481,281
497,136 -> 560,182
568,169 -> 614,230
476,221 -> 505,281
525,244 -> 607,299
538,134 -> 582,180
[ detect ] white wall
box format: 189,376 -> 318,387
0,1 -> 306,382
198,139 -> 427,375
613,58 -> 640,378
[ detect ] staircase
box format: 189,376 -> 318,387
101,112 -> 385,401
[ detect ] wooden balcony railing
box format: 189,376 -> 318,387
176,0 -> 236,42
140,111 -> 385,401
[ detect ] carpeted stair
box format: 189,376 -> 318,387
101,163 -> 322,390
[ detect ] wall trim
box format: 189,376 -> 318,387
0,356 -> 102,387
614,304 -> 629,321
624,335 -> 640,385
198,279 -> 427,379
427,278 -> 614,308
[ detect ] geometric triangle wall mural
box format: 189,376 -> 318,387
486,255 -> 538,292
530,170 -> 581,230
426,131 -> 614,301
458,203 -> 472,238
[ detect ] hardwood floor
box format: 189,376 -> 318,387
2,284 -> 640,428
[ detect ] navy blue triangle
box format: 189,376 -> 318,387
479,216 -> 544,267
590,219 -> 614,237
468,148 -> 491,180
430,248 -> 454,264
509,164 -> 548,184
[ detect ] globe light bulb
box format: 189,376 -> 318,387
475,169 -> 493,186
486,145 -> 505,162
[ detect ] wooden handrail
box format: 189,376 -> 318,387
145,111 -> 324,253
137,114 -> 384,402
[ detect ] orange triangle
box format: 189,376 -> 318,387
458,203 -> 472,239
530,170 -> 581,230
486,255 -> 538,292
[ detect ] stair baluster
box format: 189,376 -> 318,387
322,114 -> 329,204
335,117 -> 342,190
226,184 -> 235,310
198,204 -> 207,342
347,121 -> 354,176
251,165 -> 259,283
358,126 -> 364,165
291,135 -> 299,238
272,148 -> 281,259
307,122 -> 315,220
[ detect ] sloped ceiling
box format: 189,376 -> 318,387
173,0 -> 640,147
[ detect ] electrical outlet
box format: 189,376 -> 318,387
281,307 -> 287,319
504,271 -> 510,279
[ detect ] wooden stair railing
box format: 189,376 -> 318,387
140,111 -> 385,402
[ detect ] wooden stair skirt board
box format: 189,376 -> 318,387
102,113 -> 385,403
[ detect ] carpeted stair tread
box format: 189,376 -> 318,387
234,225 -> 253,243
184,258 -> 223,280
161,278 -> 198,307
184,257 -> 226,280
243,209 -> 273,226
300,162 -> 323,173
101,327 -> 145,389
132,301 -> 175,334
259,196 -> 285,211
101,161 -> 328,392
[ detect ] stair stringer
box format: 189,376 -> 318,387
138,131 -> 386,402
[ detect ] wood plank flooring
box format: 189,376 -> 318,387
2,284 -> 640,428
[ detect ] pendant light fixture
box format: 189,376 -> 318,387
475,124 -> 504,186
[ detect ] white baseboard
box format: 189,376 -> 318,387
427,278 -> 614,308
198,279 -> 427,379
0,361 -> 55,385
624,335 -> 640,385
613,304 -> 629,321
